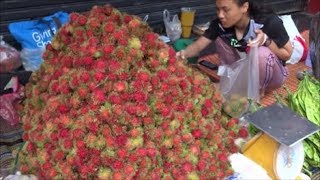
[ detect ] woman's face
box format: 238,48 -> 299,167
216,0 -> 249,28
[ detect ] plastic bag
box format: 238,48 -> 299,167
3,172 -> 37,180
0,36 -> 21,73
217,38 -> 260,117
0,79 -> 24,126
20,47 -> 45,71
163,9 -> 182,42
8,11 -> 69,72
280,15 -> 308,64
287,36 -> 308,64
8,11 -> 69,49
247,43 -> 260,101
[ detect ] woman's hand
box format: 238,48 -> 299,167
176,50 -> 186,60
248,29 -> 293,60
248,29 -> 267,47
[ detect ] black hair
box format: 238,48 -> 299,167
235,0 -> 274,22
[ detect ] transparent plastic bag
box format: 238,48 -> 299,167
0,80 -> 24,126
163,9 -> 182,42
216,38 -> 260,117
20,47 -> 45,71
247,43 -> 260,101
0,36 -> 21,73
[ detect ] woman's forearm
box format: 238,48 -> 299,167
183,36 -> 212,58
268,41 -> 293,61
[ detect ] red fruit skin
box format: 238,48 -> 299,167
112,160 -> 123,170
93,89 -> 106,103
124,164 -> 135,175
104,23 -> 115,33
26,142 -> 35,153
114,82 -> 126,92
93,72 -> 104,82
218,153 -> 228,163
22,133 -> 29,141
197,160 -> 207,171
103,45 -> 114,54
113,172 -> 122,180
238,127 -> 249,138
181,162 -> 193,173
191,129 -> 203,139
20,165 -> 29,173
117,149 -> 127,159
229,131 -> 236,138
124,15 -> 133,24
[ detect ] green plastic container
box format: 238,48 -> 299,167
173,39 -> 198,64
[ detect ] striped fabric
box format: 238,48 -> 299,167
0,117 -> 23,171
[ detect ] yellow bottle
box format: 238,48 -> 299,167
180,7 -> 196,38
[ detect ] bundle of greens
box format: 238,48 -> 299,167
286,73 -> 320,174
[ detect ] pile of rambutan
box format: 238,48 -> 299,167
19,4 -> 247,179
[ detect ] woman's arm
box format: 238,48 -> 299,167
267,40 -> 293,61
259,15 -> 293,61
176,36 -> 212,60
251,29 -> 293,61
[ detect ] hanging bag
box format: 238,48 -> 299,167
8,11 -> 69,71
163,9 -> 182,42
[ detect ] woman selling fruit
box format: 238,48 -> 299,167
176,0 -> 293,93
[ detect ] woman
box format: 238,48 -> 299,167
176,0 -> 293,92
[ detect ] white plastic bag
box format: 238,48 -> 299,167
163,9 -> 182,42
20,47 -> 45,71
280,15 -> 308,64
288,36 -> 308,64
229,153 -> 272,180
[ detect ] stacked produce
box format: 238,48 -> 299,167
18,5 -> 247,179
222,94 -> 248,118
286,74 -> 320,174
